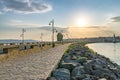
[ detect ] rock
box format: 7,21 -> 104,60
71,66 -> 86,80
62,54 -> 71,60
63,59 -> 77,63
73,51 -> 82,55
83,59 -> 117,80
59,61 -> 80,71
92,69 -> 115,77
83,60 -> 93,74
117,65 -> 120,70
82,78 -> 92,80
98,78 -> 107,80
80,52 -> 95,59
94,58 -> 108,66
100,73 -> 117,80
71,55 -> 78,60
49,43 -> 120,80
77,57 -> 88,65
108,66 -> 120,78
63,54 -> 87,65
52,68 -> 70,80
83,59 -> 109,73
47,77 -> 56,80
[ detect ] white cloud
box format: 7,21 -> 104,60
0,0 -> 52,14
11,20 -> 23,23
111,16 -> 120,22
9,21 -> 45,28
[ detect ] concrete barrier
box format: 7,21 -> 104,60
0,41 -> 65,56
0,48 -> 8,54
0,43 -> 46,56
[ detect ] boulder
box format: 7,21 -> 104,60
60,61 -> 80,71
83,59 -> 109,73
117,65 -> 120,70
83,60 -> 93,73
83,59 -> 117,79
62,53 -> 87,65
52,68 -> 70,80
82,78 -> 92,80
100,73 -> 117,80
71,66 -> 86,80
108,66 -> 120,78
77,57 -> 88,65
73,51 -> 82,55
98,78 -> 107,80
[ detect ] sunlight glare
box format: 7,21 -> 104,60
76,18 -> 88,27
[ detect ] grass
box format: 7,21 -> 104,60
64,44 -> 71,54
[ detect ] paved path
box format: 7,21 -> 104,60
0,44 -> 69,80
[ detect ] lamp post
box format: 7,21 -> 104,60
49,19 -> 55,47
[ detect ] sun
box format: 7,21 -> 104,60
76,18 -> 87,27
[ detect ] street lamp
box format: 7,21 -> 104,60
49,19 -> 55,47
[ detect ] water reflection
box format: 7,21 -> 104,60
113,43 -> 116,52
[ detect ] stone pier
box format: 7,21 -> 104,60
0,44 -> 69,80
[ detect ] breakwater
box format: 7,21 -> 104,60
48,43 -> 120,80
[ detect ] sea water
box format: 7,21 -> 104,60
87,43 -> 120,65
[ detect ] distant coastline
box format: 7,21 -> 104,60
0,39 -> 38,43
1,36 -> 120,44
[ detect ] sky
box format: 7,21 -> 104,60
0,0 -> 120,41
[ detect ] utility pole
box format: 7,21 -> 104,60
40,33 -> 43,43
40,33 -> 43,48
49,19 -> 55,47
20,28 -> 26,44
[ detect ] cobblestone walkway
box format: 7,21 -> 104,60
0,44 -> 69,80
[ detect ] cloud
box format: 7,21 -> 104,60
11,20 -> 23,23
0,0 -> 52,14
111,16 -> 120,22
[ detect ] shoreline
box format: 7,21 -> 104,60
48,43 -> 120,80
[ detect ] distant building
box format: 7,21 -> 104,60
63,36 -> 120,43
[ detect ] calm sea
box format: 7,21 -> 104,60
87,43 -> 120,65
